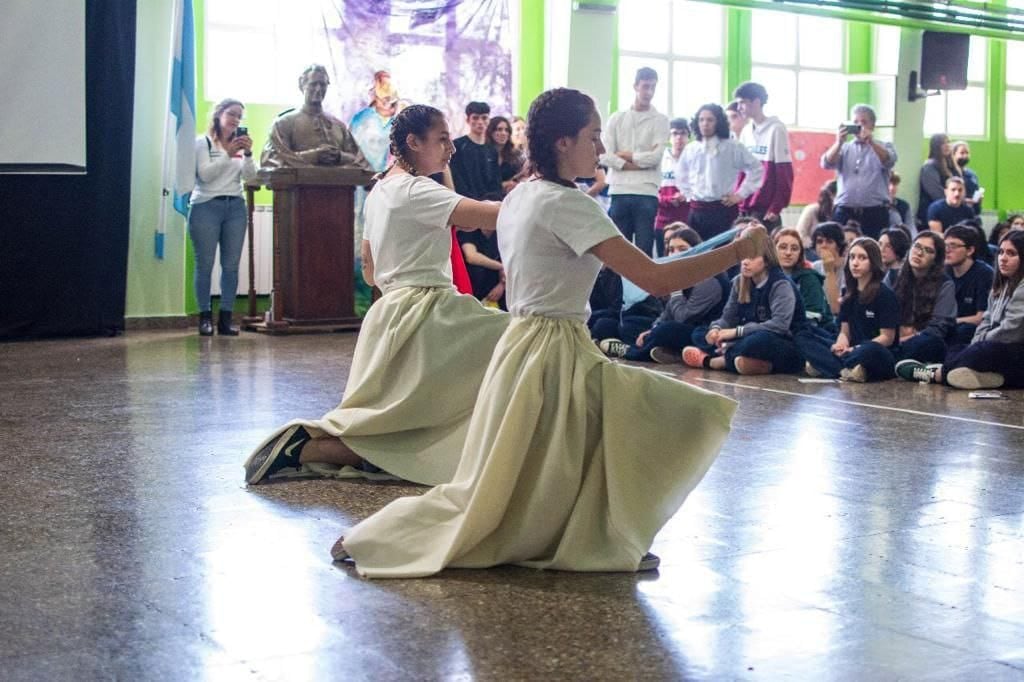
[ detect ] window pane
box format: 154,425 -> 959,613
751,10 -> 796,65
672,61 -> 722,121
205,27 -> 276,102
798,71 -> 846,129
618,56 -> 670,114
751,66 -> 796,125
923,94 -> 947,136
798,15 -> 842,69
874,25 -> 900,75
619,0 -> 670,53
1007,90 -> 1024,140
968,36 -> 987,82
206,0 -> 277,27
946,86 -> 986,137
1008,41 -> 1024,87
672,0 -> 722,58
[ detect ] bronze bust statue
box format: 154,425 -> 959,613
261,64 -> 373,171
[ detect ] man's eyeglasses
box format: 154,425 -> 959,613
945,241 -> 967,251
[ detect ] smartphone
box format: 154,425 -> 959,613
236,126 -> 248,138
843,123 -> 861,136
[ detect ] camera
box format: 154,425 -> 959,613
843,123 -> 861,136
235,126 -> 248,138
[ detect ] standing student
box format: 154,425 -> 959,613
654,118 -> 691,256
675,103 -> 763,241
487,116 -> 525,197
891,232 -> 956,379
335,88 -> 767,578
682,229 -> 806,376
601,67 -> 671,257
449,101 -> 503,201
943,224 -> 993,344
887,171 -> 912,227
918,133 -> 960,226
189,98 -> 257,337
244,105 -> 509,487
734,81 -> 793,230
802,238 -> 900,382
951,141 -> 983,215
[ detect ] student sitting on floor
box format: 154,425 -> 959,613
774,227 -> 834,331
943,224 -> 993,345
801,237 -> 899,382
889,231 -> 956,373
897,230 -> 1024,389
810,221 -> 847,317
682,228 -> 806,375
879,227 -> 910,287
601,225 -> 729,363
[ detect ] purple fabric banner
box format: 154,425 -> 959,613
316,0 -> 514,136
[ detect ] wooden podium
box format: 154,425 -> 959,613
243,166 -> 373,334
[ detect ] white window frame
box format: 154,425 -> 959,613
749,10 -> 846,131
616,0 -> 725,120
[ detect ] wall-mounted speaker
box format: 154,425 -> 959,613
920,31 -> 970,91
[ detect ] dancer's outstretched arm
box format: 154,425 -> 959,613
451,198 -> 501,231
591,227 -> 767,297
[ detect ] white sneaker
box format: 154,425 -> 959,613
839,364 -> 868,383
804,361 -> 822,378
599,338 -> 628,358
946,367 -> 1004,390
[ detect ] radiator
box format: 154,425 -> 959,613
210,205 -> 273,296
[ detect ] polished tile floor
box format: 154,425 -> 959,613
2,330 -> 1022,680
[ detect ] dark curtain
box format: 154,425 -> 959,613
0,0 -> 137,339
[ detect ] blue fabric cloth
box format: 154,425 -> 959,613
948,259 -> 994,318
926,200 -> 975,231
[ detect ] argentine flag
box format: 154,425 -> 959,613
158,0 -> 196,258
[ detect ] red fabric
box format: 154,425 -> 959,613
450,227 -> 473,294
655,185 -> 690,230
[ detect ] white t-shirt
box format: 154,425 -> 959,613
364,174 -> 462,293
499,180 -> 621,322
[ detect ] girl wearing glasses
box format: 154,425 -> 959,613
898,230 -> 1024,389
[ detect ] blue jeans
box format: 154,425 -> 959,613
188,196 -> 247,313
609,194 -> 658,257
623,320 -> 697,362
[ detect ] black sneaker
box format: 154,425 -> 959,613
244,425 -> 311,485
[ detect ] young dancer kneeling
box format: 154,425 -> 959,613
334,88 -> 767,577
244,105 -> 509,487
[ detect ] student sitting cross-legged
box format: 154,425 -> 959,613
889,231 -> 957,380
603,225 -> 730,363
897,230 -> 1024,389
800,237 -> 900,382
774,227 -> 834,331
682,228 -> 806,375
943,224 -> 993,345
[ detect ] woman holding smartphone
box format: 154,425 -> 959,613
189,98 -> 256,336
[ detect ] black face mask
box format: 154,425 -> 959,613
956,156 -> 970,167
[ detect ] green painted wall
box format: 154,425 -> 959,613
127,0 -> 1024,318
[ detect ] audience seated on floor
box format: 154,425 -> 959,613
599,224 -> 730,363
943,224 -> 994,345
879,227 -> 910,287
773,227 -> 834,331
682,227 -> 806,375
811,221 -> 847,316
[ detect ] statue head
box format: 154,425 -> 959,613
298,64 -> 330,106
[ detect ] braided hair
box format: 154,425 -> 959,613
526,88 -> 596,188
375,104 -> 445,181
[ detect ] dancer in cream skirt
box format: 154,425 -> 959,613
337,88 -> 767,577
244,105 -> 508,487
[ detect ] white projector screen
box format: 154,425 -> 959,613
0,0 -> 87,173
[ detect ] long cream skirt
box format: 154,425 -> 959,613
248,286 -> 508,486
341,315 -> 738,578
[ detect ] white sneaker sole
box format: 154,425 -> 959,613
946,368 -> 1004,390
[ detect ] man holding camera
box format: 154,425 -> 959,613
261,64 -> 372,171
820,104 -> 897,240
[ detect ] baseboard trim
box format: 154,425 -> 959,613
124,316 -> 191,330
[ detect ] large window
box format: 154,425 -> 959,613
1006,40 -> 1024,140
923,36 -> 987,138
617,0 -> 724,121
204,0 -> 322,104
749,10 -> 845,129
